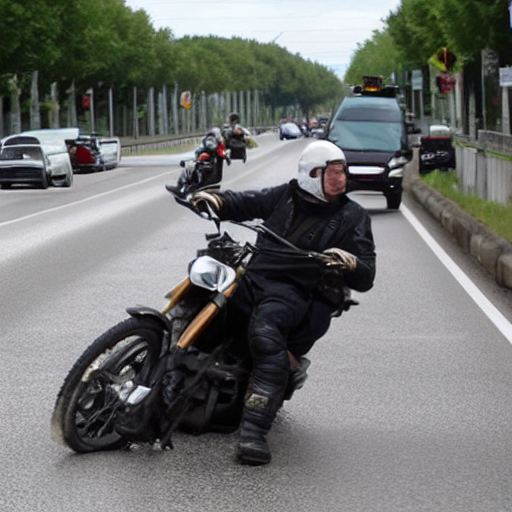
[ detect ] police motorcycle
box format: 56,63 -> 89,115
51,189 -> 357,454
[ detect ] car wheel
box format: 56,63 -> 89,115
62,172 -> 73,187
40,172 -> 49,189
386,190 -> 402,210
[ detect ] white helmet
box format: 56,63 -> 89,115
297,141 -> 347,202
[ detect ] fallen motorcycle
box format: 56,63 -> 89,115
51,191 -> 356,453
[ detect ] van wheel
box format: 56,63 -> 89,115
386,190 -> 401,210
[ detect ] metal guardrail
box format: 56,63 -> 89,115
477,130 -> 512,156
119,126 -> 276,156
454,131 -> 512,157
120,133 -> 203,156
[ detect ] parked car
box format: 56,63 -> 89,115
279,122 -> 302,140
64,129 -> 121,172
0,130 -> 73,189
325,76 -> 412,209
419,124 -> 456,173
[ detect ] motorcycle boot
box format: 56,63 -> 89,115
235,298 -> 298,465
236,393 -> 275,465
236,349 -> 289,464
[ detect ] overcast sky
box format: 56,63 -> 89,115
124,0 -> 402,80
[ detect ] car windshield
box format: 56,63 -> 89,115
328,120 -> 402,152
0,145 -> 44,161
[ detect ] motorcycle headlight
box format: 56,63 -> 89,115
189,256 -> 236,292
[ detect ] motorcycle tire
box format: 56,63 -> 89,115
51,317 -> 164,453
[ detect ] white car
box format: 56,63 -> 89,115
0,129 -> 74,189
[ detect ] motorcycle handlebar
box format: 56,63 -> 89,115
166,186 -> 343,268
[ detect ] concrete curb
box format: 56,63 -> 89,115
409,177 -> 512,291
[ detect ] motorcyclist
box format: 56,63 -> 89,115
167,128 -> 228,196
194,127 -> 228,182
222,112 -> 247,161
188,140 -> 376,465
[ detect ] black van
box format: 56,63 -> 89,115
326,87 -> 413,209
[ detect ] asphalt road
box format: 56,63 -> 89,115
2,133 -> 512,512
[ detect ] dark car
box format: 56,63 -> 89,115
279,122 -> 302,140
309,114 -> 330,138
325,79 -> 412,209
419,124 -> 456,173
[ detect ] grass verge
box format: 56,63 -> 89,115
421,170 -> 512,243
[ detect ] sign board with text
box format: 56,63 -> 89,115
412,69 -> 423,91
500,67 -> 512,87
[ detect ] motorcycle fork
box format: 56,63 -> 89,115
161,277 -> 192,315
175,283 -> 238,349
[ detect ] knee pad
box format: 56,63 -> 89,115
250,320 -> 285,359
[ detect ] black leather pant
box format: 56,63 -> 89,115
232,278 -> 333,433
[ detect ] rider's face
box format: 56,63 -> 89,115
322,162 -> 347,201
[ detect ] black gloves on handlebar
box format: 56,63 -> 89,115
188,191 -> 223,219
322,247 -> 358,270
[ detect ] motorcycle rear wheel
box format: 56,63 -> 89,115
51,317 -> 164,453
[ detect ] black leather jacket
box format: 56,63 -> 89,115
216,180 -> 376,297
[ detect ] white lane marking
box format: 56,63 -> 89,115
401,204 -> 512,344
0,170 -> 174,228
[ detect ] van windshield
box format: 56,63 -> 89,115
328,120 -> 402,152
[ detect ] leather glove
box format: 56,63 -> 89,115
323,247 -> 358,270
188,190 -> 223,218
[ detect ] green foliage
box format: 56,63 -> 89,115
385,0 -> 512,68
344,30 -> 403,85
346,0 -> 512,85
0,0 -> 63,74
422,170 -> 512,242
0,0 -> 342,113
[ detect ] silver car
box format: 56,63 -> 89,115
0,130 -> 74,189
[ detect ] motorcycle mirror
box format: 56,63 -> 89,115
180,160 -> 185,167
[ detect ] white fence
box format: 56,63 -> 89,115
455,131 -> 512,205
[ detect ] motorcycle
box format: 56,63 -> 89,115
222,124 -> 247,162
170,131 -> 229,197
51,191 -> 357,454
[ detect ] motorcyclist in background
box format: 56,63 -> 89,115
167,128 -> 228,197
222,112 -> 248,161
188,140 -> 376,465
194,127 -> 229,182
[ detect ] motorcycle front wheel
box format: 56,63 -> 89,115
51,317 -> 164,453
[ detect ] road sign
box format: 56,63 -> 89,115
500,67 -> 512,87
412,70 -> 423,91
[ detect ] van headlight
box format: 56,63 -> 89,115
189,256 -> 236,292
388,155 -> 409,170
387,155 -> 409,177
